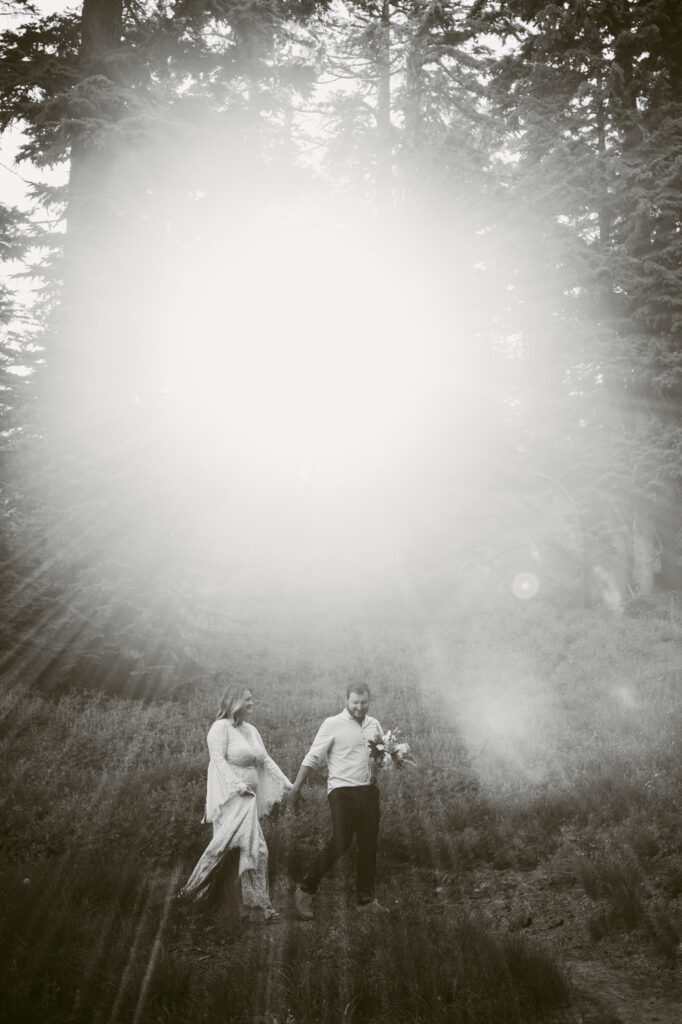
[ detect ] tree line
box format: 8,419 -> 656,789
0,0 -> 681,627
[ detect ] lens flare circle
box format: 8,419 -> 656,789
511,571 -> 540,600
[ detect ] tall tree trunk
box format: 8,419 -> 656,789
595,62 -> 610,248
68,0 -> 124,240
402,1 -> 424,201
52,0 -> 125,473
612,2 -> 655,596
631,407 -> 656,596
375,0 -> 392,210
632,496 -> 656,596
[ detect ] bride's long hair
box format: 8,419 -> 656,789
216,684 -> 251,725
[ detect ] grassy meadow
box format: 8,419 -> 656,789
1,589 -> 681,1024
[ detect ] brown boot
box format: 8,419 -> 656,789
295,885 -> 314,920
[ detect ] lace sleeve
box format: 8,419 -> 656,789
204,720 -> 249,822
251,727 -> 292,817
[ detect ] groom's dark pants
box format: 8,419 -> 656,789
301,784 -> 380,903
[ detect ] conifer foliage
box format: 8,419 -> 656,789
474,0 -> 682,599
0,0 -> 680,698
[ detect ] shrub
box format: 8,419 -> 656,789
579,852 -> 644,935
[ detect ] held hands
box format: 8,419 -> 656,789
287,784 -> 302,810
238,782 -> 255,797
287,766 -> 310,811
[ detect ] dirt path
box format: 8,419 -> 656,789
452,860 -> 682,1024
564,958 -> 680,1024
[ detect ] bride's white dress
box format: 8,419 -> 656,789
179,719 -> 291,911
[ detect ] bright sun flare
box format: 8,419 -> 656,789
149,214 -> 444,481
55,192 -> 509,576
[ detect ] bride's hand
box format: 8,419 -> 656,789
288,786 -> 302,810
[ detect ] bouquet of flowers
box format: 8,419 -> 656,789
368,728 -> 415,769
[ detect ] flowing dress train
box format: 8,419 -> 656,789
179,719 -> 291,913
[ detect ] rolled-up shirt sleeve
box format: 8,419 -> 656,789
301,717 -> 335,770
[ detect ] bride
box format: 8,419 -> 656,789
179,685 -> 291,921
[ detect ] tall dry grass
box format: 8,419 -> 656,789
1,597 -> 681,1021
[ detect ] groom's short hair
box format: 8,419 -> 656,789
346,682 -> 370,699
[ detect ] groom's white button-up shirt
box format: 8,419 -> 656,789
302,708 -> 383,792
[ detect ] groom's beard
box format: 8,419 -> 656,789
348,708 -> 367,723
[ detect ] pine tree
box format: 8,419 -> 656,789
475,0 -> 682,599
0,0 -> 324,694
0,0 -> 322,463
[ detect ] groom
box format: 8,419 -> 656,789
289,683 -> 383,919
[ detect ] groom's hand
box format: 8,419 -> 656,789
288,785 -> 302,810
288,766 -> 310,811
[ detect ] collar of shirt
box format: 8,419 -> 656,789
341,708 -> 370,726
